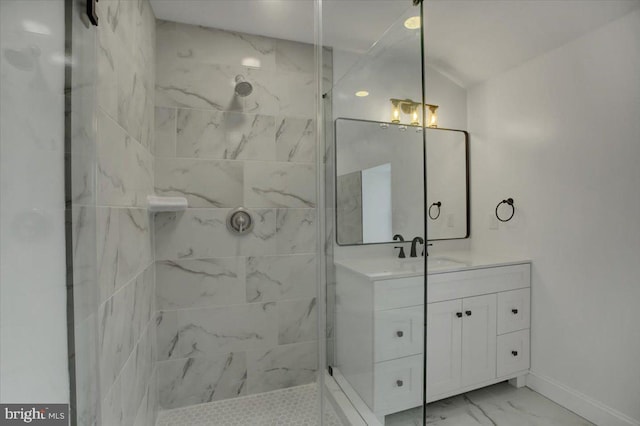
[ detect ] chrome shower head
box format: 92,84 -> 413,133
234,75 -> 253,97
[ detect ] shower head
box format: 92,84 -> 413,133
234,75 -> 253,97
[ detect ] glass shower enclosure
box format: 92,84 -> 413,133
323,2 -> 428,425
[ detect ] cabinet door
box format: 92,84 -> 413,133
427,299 -> 462,397
461,294 -> 497,387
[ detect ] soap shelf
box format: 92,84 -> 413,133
147,195 -> 188,213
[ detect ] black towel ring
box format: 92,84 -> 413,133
429,201 -> 442,220
495,198 -> 515,222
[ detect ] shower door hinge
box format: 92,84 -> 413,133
87,0 -> 99,26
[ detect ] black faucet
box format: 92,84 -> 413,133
423,243 -> 433,257
410,237 -> 424,257
393,234 -> 406,258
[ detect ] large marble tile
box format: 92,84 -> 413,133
275,208 -> 317,254
385,382 -> 594,426
97,110 -> 153,207
133,366 -> 157,426
158,353 -> 247,410
276,71 -> 315,119
247,341 -> 317,394
98,265 -> 153,396
156,258 -> 246,310
96,0 -> 119,120
157,303 -> 277,361
132,266 -> 155,343
155,158 -> 243,208
97,0 -> 155,149
154,208 -> 276,260
245,254 -> 316,303
117,208 -> 152,288
117,47 -> 152,147
240,67 -> 279,116
98,282 -> 133,396
244,162 -> 316,208
278,298 -> 317,345
97,207 -> 152,302
156,61 -> 278,115
276,117 -> 316,163
120,323 -> 154,426
175,108 -> 225,157
155,107 -> 176,157
157,20 -> 276,71
97,207 -> 119,301
176,109 -> 275,160
223,112 -> 276,160
101,373 -> 124,426
276,39 -> 315,74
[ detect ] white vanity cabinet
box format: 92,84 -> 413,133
334,257 -> 531,421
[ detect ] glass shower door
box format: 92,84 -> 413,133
322,2 -> 427,424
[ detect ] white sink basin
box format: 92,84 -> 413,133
428,256 -> 466,269
335,256 -> 466,278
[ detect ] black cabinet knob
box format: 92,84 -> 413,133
396,380 -> 403,387
465,310 -> 472,316
396,331 -> 404,337
456,312 -> 463,318
512,309 -> 518,314
511,350 -> 518,356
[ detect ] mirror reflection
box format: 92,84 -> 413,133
335,118 -> 468,245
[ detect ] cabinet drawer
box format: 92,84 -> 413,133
374,355 -> 422,414
497,329 -> 530,377
374,276 -> 424,310
497,288 -> 530,335
375,306 -> 424,362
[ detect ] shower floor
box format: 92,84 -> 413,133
156,383 -> 343,426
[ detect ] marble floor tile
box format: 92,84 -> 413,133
385,382 -> 594,426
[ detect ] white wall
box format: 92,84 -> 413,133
468,9 -> 640,424
0,0 -> 69,403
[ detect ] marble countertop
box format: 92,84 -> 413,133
334,250 -> 531,280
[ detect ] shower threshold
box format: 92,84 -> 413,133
156,383 -> 343,425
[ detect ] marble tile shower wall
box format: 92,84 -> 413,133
94,0 -> 157,425
153,21 -> 321,410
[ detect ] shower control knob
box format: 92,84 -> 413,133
396,331 -> 404,337
512,309 -> 519,314
226,207 -> 254,235
465,310 -> 472,316
512,351 -> 518,356
456,312 -> 463,318
396,380 -> 403,387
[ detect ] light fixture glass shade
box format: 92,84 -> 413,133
427,105 -> 439,128
410,105 -> 420,126
391,101 -> 401,123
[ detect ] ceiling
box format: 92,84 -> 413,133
150,0 -> 640,87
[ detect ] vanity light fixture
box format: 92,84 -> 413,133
355,90 -> 369,97
390,98 -> 439,127
404,16 -> 421,30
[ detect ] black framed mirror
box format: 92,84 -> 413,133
335,118 -> 469,245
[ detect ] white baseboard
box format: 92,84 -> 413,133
526,372 -> 639,426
